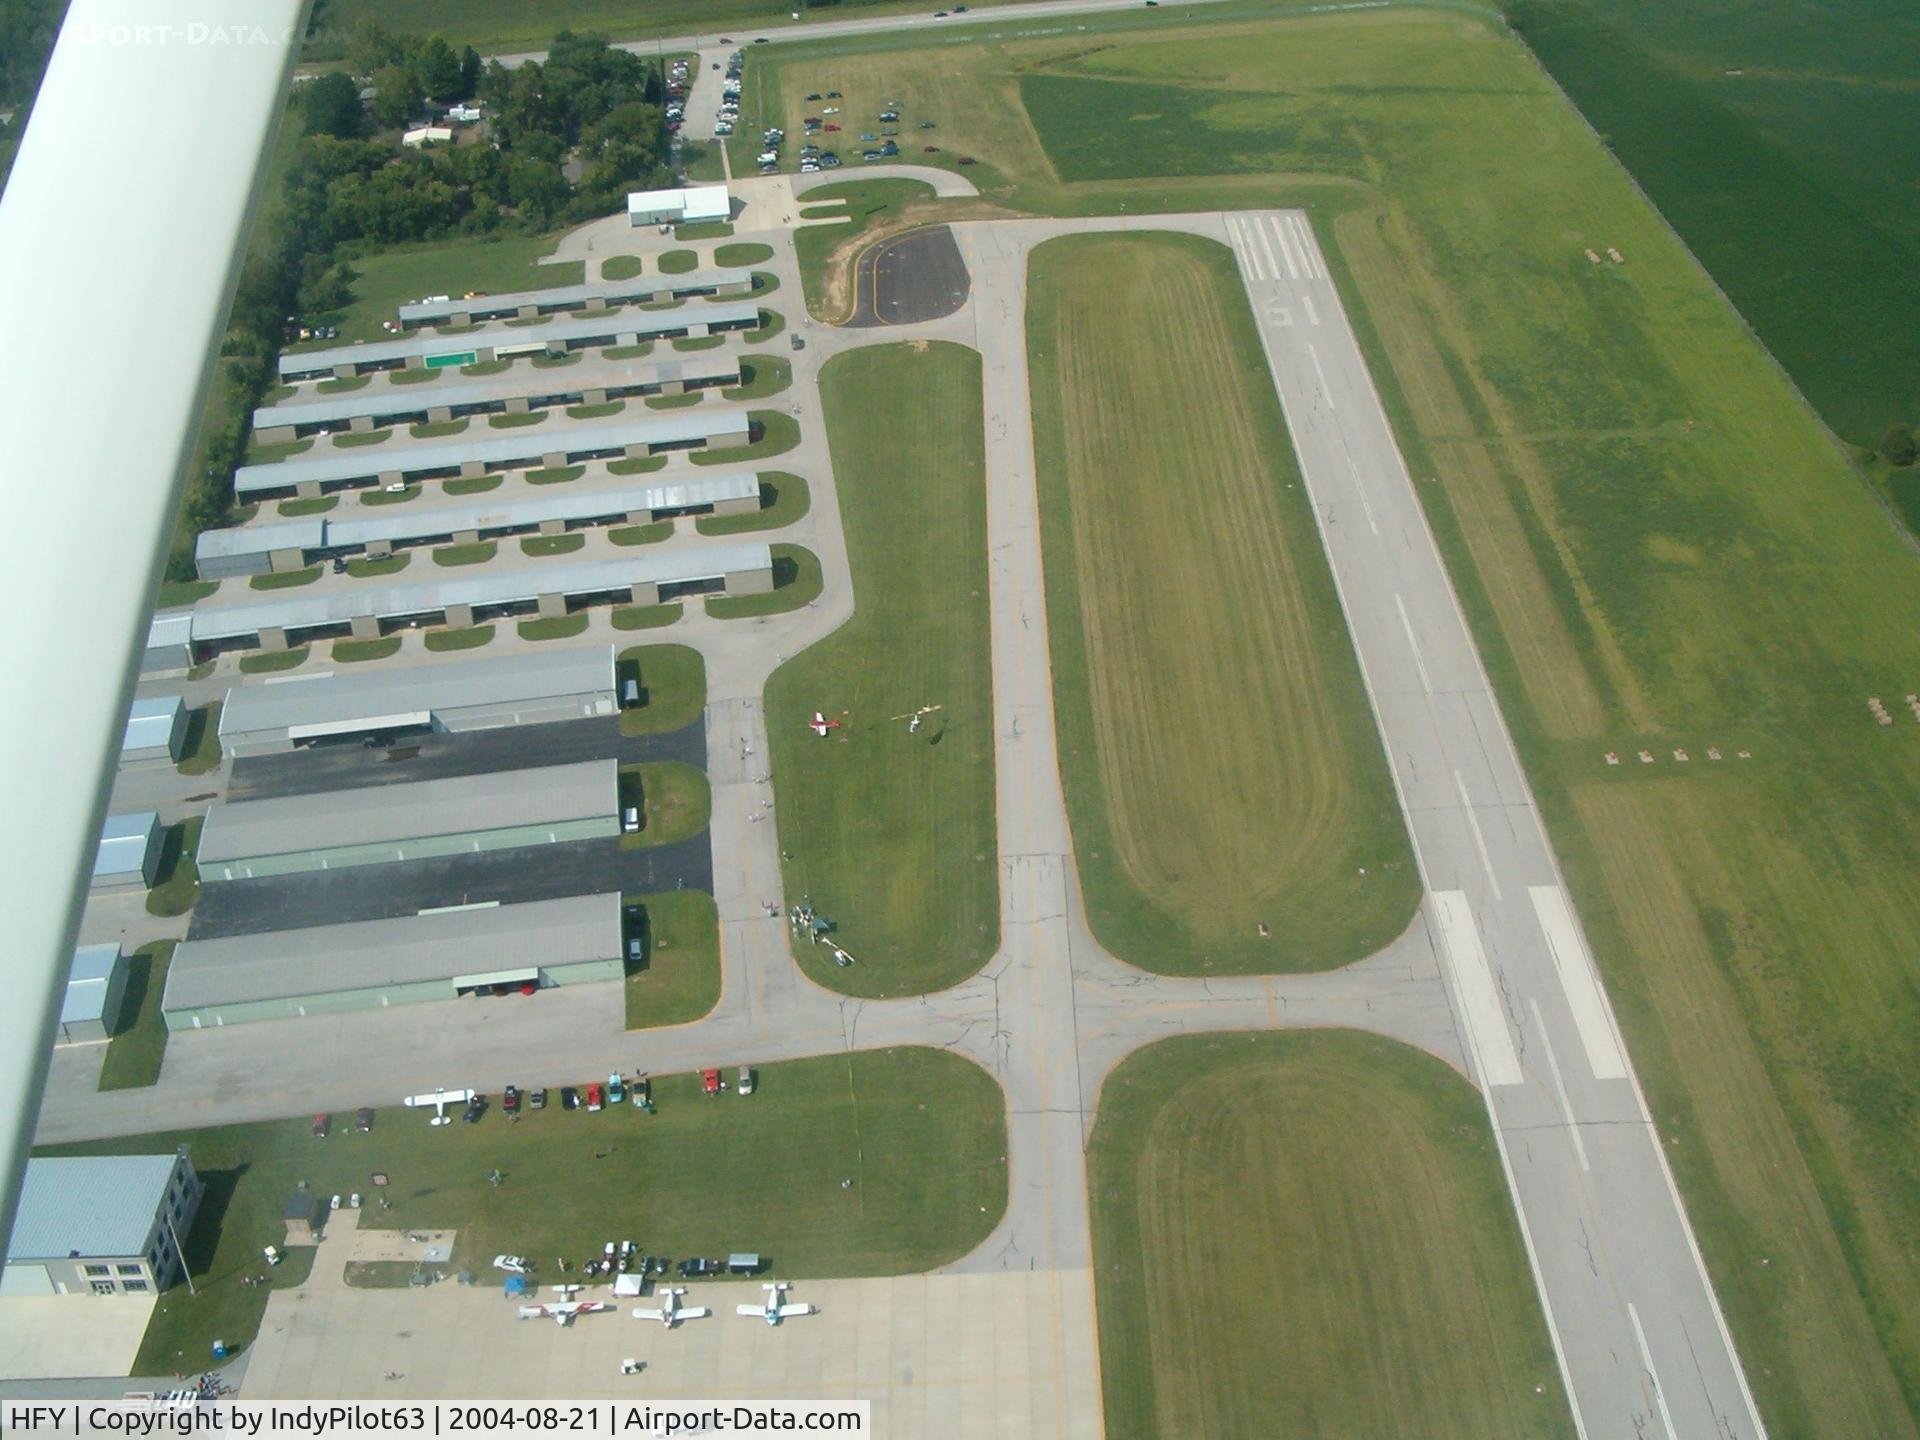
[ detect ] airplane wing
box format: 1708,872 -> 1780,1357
775,1304 -> 816,1319
737,1304 -> 766,1317
517,1305 -> 545,1321
631,1307 -> 665,1322
680,1306 -> 711,1320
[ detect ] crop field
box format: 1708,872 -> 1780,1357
765,341 -> 996,996
796,6 -> 1920,1430
1508,0 -> 1920,452
43,1047 -> 1005,1375
1027,231 -> 1419,974
1088,1032 -> 1573,1440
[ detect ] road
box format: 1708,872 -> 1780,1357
40,193 -> 1764,1439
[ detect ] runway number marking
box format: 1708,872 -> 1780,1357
1529,886 -> 1628,1080
1433,891 -> 1523,1087
1628,1304 -> 1679,1440
1530,997 -> 1590,1172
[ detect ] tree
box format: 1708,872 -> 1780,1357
459,47 -> 483,102
346,18 -> 405,77
369,64 -> 423,129
1879,423 -> 1918,468
301,71 -> 366,140
416,35 -> 462,101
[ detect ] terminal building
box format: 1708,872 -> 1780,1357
217,645 -> 618,757
626,184 -> 732,228
184,544 -> 774,655
195,758 -> 620,882
195,472 -> 762,580
119,694 -> 188,764
56,944 -> 129,1045
233,409 -> 754,501
92,811 -> 163,894
278,300 -> 759,382
2,1153 -> 202,1296
161,891 -> 628,1029
395,269 -> 750,331
252,353 -> 742,442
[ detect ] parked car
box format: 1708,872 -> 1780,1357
311,1113 -> 329,1139
958,155 -> 977,165
790,335 -> 805,351
561,1086 -> 580,1110
677,1257 -> 722,1278
355,1107 -> 373,1133
503,1085 -> 520,1114
586,1083 -> 604,1112
805,91 -> 822,100
462,1095 -> 486,1124
702,1068 -> 723,1096
924,145 -> 940,153
493,1255 -> 533,1274
607,1073 -> 626,1105
827,90 -> 842,98
737,1066 -> 755,1096
529,1088 -> 547,1111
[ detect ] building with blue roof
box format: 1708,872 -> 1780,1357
2,1153 -> 201,1296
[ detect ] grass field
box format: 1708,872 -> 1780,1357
764,342 -> 995,996
624,889 -> 721,1030
1507,0 -> 1920,453
43,1046 -> 1005,1373
423,624 -> 493,652
705,544 -> 821,619
1028,232 -> 1419,973
97,942 -> 175,1092
1089,1032 -> 1573,1440
299,232 -> 581,347
696,472 -> 810,536
144,818 -> 202,918
619,762 -> 711,848
617,644 -> 706,737
176,703 -> 223,777
518,614 -> 590,642
790,179 -> 939,319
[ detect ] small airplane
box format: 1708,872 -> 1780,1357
518,1300 -> 614,1326
737,1282 -> 816,1327
631,1287 -> 710,1328
891,704 -> 943,734
808,711 -> 843,738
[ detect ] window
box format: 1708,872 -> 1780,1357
117,1263 -> 143,1276
124,1280 -> 149,1292
90,1281 -> 115,1295
83,1264 -> 109,1277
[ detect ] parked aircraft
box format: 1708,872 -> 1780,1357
631,1287 -> 710,1328
518,1300 -> 614,1326
737,1282 -> 816,1326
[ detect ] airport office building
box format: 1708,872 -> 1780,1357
2,1153 -> 202,1296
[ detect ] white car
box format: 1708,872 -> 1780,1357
494,1255 -> 534,1274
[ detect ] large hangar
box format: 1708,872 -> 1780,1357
218,645 -> 618,757
278,301 -> 760,382
395,269 -> 749,330
161,891 -> 627,1029
196,759 -> 619,882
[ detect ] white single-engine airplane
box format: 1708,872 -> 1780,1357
891,704 -> 942,735
518,1300 -> 614,1326
808,711 -> 843,738
631,1287 -> 710,1328
737,1282 -> 816,1326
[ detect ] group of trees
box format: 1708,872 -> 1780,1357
1880,423 -> 1918,469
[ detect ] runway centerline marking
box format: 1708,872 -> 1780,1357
1302,292 -> 1320,327
1306,343 -> 1336,410
1394,593 -> 1431,693
1629,1304 -> 1679,1440
1454,768 -> 1504,902
1530,997 -> 1590,1172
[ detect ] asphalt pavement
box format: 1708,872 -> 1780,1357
850,227 -> 971,327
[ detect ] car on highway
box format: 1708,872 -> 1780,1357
561,1086 -> 580,1110
754,36 -> 768,43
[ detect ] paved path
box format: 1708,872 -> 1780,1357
46,198 -> 1762,1439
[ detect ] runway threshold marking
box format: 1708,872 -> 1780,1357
1529,997 -> 1590,1172
1230,218 -> 1267,282
1267,215 -> 1298,279
1628,1303 -> 1680,1440
1287,214 -> 1328,280
1433,890 -> 1523,1087
1453,768 -> 1504,902
1529,886 -> 1628,1081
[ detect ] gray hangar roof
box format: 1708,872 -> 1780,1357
233,408 -> 754,497
146,610 -> 193,650
93,811 -> 156,882
219,645 -> 615,739
8,1155 -> 180,1261
252,352 -> 741,433
165,892 -> 623,1011
185,544 -> 772,644
63,943 -> 122,1026
278,301 -> 761,379
196,472 -> 762,569
196,758 -> 616,865
121,694 -> 183,753
396,270 -> 744,326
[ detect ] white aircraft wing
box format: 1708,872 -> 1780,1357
631,1307 -> 666,1322
679,1305 -> 711,1320
775,1304 -> 816,1319
737,1304 -> 767,1317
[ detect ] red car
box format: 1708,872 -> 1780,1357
702,1068 -> 722,1096
311,1113 -> 329,1139
586,1083 -> 604,1112
823,123 -> 840,132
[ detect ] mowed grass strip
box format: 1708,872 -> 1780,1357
1028,232 -> 1418,973
765,341 -> 996,996
43,1047 -> 1006,1374
1089,1032 -> 1574,1440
